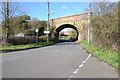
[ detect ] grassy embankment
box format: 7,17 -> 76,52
80,41 -> 119,69
0,41 -> 55,51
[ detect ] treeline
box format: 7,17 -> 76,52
1,2 -> 54,45
91,2 -> 119,51
1,14 -> 48,45
1,2 -> 47,39
2,15 -> 47,37
1,15 -> 48,45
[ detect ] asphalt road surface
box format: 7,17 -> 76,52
2,42 -> 118,78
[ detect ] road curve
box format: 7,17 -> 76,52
2,42 -> 118,78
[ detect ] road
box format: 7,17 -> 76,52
2,42 -> 118,78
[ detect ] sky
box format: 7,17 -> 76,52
21,2 -> 88,21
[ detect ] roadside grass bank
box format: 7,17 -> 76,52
0,41 -> 55,51
79,41 -> 119,69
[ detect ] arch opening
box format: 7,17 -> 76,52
55,24 -> 79,42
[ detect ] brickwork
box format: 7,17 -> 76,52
51,13 -> 88,41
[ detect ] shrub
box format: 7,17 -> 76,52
50,36 -> 56,41
7,36 -> 45,45
39,35 -> 56,42
69,37 -> 76,41
24,30 -> 35,36
39,35 -> 47,40
90,2 -> 119,51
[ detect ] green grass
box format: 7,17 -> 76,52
80,41 -> 119,69
59,36 -> 70,40
0,41 -> 55,51
59,35 -> 76,40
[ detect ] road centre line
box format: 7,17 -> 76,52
68,53 -> 92,79
73,54 -> 91,74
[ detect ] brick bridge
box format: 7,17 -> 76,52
50,13 -> 89,41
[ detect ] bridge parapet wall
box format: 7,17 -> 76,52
53,13 -> 88,23
50,13 -> 88,42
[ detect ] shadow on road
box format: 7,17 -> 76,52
58,39 -> 75,42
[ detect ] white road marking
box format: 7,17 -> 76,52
79,64 -> 83,68
73,69 -> 79,74
68,53 -> 92,79
82,60 -> 86,64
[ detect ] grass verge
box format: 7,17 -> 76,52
79,41 -> 119,69
0,41 -> 55,51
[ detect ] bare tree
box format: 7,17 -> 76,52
1,1 -> 22,39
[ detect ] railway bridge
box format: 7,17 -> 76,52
50,13 -> 89,41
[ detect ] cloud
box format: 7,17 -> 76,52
61,6 -> 68,9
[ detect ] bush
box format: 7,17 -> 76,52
50,36 -> 56,41
24,30 -> 35,36
24,28 -> 45,36
7,36 -> 46,45
69,37 -> 76,41
39,35 -> 47,40
1,35 -> 56,46
91,14 -> 118,51
90,2 -> 119,51
39,35 -> 56,42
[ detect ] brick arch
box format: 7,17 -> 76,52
54,24 -> 79,41
50,13 -> 89,41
